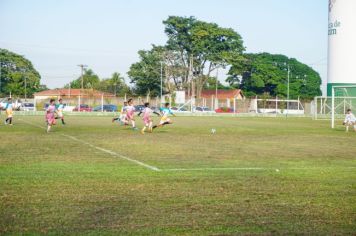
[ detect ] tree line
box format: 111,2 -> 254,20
0,16 -> 322,100
128,16 -> 322,100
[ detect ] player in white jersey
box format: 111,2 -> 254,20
125,98 -> 138,130
343,108 -> 356,132
112,101 -> 128,125
55,98 -> 66,125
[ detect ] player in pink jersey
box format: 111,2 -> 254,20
46,99 -> 58,133
125,98 -> 138,130
139,102 -> 160,134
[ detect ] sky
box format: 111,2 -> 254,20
0,0 -> 328,93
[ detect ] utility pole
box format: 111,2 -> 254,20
215,67 -> 219,110
287,64 -> 290,117
160,61 -> 163,103
24,76 -> 27,100
77,64 -> 87,111
77,64 -> 87,90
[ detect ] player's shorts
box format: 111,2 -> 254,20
159,116 -> 170,125
57,111 -> 64,118
126,112 -> 134,120
6,109 -> 13,118
143,117 -> 151,126
119,114 -> 126,121
345,121 -> 355,125
46,114 -> 56,125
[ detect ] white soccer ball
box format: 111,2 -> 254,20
211,128 -> 216,134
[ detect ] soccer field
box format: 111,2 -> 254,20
0,115 -> 355,235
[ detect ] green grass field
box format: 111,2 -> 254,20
0,115 -> 355,235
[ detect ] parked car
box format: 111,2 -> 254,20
43,103 -> 49,110
93,104 -> 118,112
215,107 -> 234,113
171,106 -> 189,112
194,106 -> 215,113
73,104 -> 92,112
20,102 -> 35,111
134,105 -> 145,113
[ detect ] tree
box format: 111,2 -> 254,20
65,69 -> 100,89
96,72 -> 130,96
127,47 -> 164,96
203,76 -> 231,90
227,53 -> 322,99
163,16 -> 245,97
0,48 -> 41,97
128,16 -> 245,97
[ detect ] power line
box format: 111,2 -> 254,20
0,41 -> 134,55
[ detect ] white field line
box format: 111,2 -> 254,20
18,119 -> 161,172
162,166 -> 356,172
163,167 -> 266,171
18,119 -> 356,173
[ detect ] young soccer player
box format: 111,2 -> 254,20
55,98 -> 66,125
152,102 -> 176,129
4,98 -> 13,126
46,99 -> 57,133
125,99 -> 138,130
112,101 -> 128,125
139,102 -> 160,134
343,108 -> 356,132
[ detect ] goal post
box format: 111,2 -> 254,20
331,85 -> 356,128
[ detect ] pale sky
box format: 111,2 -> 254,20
0,0 -> 328,93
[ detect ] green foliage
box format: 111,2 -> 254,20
203,76 -> 231,90
96,72 -> 130,96
0,48 -> 42,97
65,69 -> 100,89
164,16 -> 245,96
127,46 -> 164,96
227,53 -> 322,99
128,16 -> 245,96
65,70 -> 131,96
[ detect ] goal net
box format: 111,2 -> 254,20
331,86 -> 356,128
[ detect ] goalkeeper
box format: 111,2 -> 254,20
343,109 -> 356,132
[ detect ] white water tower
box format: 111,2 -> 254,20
327,0 -> 356,96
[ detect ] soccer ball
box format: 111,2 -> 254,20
211,128 -> 216,134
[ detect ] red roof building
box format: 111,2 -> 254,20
34,89 -> 115,99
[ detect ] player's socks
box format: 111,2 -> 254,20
152,125 -> 158,129
141,127 -> 146,134
163,121 -> 170,125
61,119 -> 65,125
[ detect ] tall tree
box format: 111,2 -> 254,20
127,47 -> 164,96
163,16 -> 245,97
227,53 -> 322,99
0,48 -> 41,97
128,16 -> 245,97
